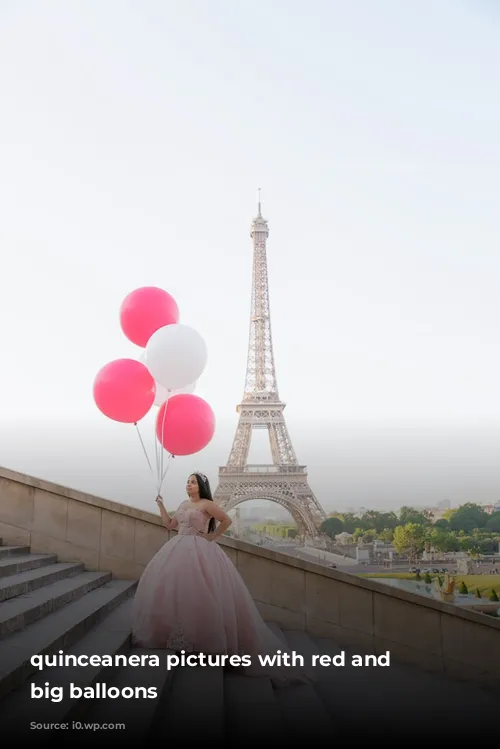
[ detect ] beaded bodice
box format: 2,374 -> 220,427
176,501 -> 210,536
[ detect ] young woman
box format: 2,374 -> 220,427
131,472 -> 309,687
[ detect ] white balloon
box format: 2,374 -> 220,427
171,380 -> 197,396
138,352 -> 196,405
138,352 -> 167,406
145,324 -> 207,391
154,382 -> 169,406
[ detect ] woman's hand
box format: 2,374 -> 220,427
155,496 -> 164,507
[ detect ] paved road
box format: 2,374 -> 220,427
260,542 -> 385,574
258,542 -> 389,572
241,534 -> 500,577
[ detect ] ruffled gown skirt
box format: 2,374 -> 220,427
131,533 -> 310,687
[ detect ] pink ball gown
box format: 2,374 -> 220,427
131,500 -> 310,687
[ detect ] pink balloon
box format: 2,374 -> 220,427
120,286 -> 180,347
93,359 -> 156,423
156,394 -> 215,456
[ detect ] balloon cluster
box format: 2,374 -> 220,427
92,286 -> 215,457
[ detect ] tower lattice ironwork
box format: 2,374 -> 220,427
214,194 -> 326,537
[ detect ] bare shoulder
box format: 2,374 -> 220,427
199,499 -> 215,512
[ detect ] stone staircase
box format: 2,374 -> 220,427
0,540 -> 498,741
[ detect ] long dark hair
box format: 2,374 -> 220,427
193,473 -> 216,533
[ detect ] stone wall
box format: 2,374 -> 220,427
0,466 -> 498,691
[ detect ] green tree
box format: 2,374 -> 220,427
339,513 -> 359,534
434,518 -> 449,530
377,528 -> 395,543
458,581 -> 468,594
441,508 -> 455,520
359,511 -> 381,531
459,536 -> 474,552
422,509 -> 435,523
426,529 -> 448,552
399,506 -> 431,526
352,527 -> 366,540
448,503 -> 488,533
320,517 -> 344,538
393,523 -> 427,563
380,512 -> 399,530
467,541 -> 482,556
361,510 -> 398,533
442,535 -> 460,552
486,512 -> 500,533
489,589 -> 499,602
426,528 -> 460,553
478,538 -> 497,554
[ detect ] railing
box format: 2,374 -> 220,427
219,464 -> 307,475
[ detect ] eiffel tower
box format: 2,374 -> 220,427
214,194 -> 326,538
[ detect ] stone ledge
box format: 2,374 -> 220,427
1,464 -> 499,637
225,536 -> 500,630
0,465 -> 162,527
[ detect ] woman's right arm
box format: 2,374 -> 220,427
156,496 -> 178,530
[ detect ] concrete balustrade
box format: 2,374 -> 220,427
0,466 -> 498,691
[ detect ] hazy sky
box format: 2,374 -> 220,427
0,0 -> 499,514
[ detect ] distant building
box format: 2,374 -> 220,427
251,522 -> 296,539
335,532 -> 353,545
479,504 -> 498,515
232,508 -> 241,536
437,499 -> 451,510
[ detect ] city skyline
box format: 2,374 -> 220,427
0,1 -> 499,517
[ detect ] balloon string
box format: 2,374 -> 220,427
158,453 -> 175,494
158,395 -> 169,489
154,414 -> 162,489
134,422 -> 155,479
153,406 -> 162,489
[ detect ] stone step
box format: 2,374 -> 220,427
266,621 -> 287,643
275,627 -> 333,738
73,648 -> 177,740
224,672 -> 284,740
312,636 -> 499,735
275,681 -> 334,739
311,635 -> 399,728
0,553 -> 58,579
281,628 -> 323,681
0,578 -> 136,700
156,664 -> 225,741
0,571 -> 112,639
0,599 -> 134,738
262,620 -> 330,734
0,546 -> 31,560
0,562 -> 85,602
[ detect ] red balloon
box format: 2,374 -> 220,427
156,394 -> 215,456
120,286 -> 179,347
93,359 -> 155,423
